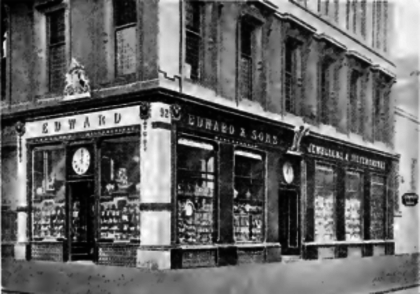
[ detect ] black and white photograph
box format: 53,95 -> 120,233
1,0 -> 419,293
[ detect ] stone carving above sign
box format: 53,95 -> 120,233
63,58 -> 91,100
288,125 -> 310,155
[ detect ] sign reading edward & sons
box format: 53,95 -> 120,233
184,113 -> 282,147
307,143 -> 386,170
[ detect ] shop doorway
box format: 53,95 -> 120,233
279,189 -> 300,255
68,180 -> 95,261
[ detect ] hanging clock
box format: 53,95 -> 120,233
72,147 -> 91,175
282,161 -> 294,184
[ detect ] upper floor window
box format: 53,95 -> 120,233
319,60 -> 331,125
239,19 -> 256,100
373,87 -> 385,142
47,9 -> 66,93
349,70 -> 361,135
114,0 -> 137,77
285,39 -> 298,114
185,0 -> 202,81
360,0 -> 367,39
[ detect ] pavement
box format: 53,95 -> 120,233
2,253 -> 420,294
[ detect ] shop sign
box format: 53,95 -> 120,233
402,193 -> 418,207
26,106 -> 141,139
307,143 -> 386,170
185,114 -> 280,146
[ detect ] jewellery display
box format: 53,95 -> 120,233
314,195 -> 335,242
32,201 -> 65,239
176,140 -> 215,245
99,198 -> 140,241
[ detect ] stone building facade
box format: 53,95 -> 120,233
1,0 -> 399,269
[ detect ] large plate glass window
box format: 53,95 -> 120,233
177,138 -> 215,244
345,171 -> 364,241
100,137 -> 140,242
32,148 -> 66,240
314,163 -> 337,242
233,150 -> 264,243
370,175 -> 386,240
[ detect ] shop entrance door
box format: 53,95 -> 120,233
68,180 -> 95,261
279,189 -> 300,255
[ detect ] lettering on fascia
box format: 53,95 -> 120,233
307,143 -> 386,170
187,114 -> 279,145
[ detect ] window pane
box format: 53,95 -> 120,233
345,172 -> 363,241
370,176 -> 385,240
49,44 -> 66,93
49,10 -> 65,44
32,149 -> 66,240
186,0 -> 200,32
234,153 -> 264,242
186,30 -> 200,81
177,140 -> 215,244
100,138 -> 140,241
114,0 -> 137,27
240,55 -> 252,100
116,26 -> 137,76
314,164 -> 336,242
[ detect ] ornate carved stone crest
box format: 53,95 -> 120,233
170,104 -> 182,121
139,102 -> 151,120
63,58 -> 91,100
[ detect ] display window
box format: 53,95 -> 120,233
370,175 -> 386,240
100,137 -> 140,241
345,171 -> 364,241
314,163 -> 337,243
233,150 -> 264,243
176,138 -> 215,245
32,148 -> 66,240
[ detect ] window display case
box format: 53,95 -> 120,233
345,172 -> 363,241
100,137 -> 140,242
176,138 -> 215,244
32,148 -> 66,240
314,164 -> 336,243
233,151 -> 264,243
370,175 -> 385,240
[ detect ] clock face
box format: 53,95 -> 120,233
72,147 -> 91,175
283,161 -> 294,184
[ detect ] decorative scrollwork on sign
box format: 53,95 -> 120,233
63,58 -> 91,100
15,121 -> 25,163
139,102 -> 151,120
170,104 -> 182,121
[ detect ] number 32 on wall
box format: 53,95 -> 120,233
160,108 -> 169,119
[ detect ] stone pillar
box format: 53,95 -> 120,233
363,69 -> 374,142
137,102 -> 173,270
15,123 -> 28,260
336,55 -> 349,134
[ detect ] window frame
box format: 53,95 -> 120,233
238,17 -> 257,101
344,169 -> 365,241
233,148 -> 266,244
46,8 -> 66,94
313,161 -> 338,243
113,0 -> 138,78
175,136 -> 218,245
349,69 -> 361,135
369,173 -> 387,240
184,0 -> 204,82
284,38 -> 299,114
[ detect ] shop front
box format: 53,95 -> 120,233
13,99 -> 398,269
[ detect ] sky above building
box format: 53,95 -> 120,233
392,0 -> 419,118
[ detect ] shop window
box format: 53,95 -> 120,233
177,138 -> 215,244
114,0 -> 137,77
185,0 -> 202,81
239,19 -> 255,100
233,150 -> 264,243
47,9 -> 66,93
100,137 -> 140,241
314,164 -> 337,242
370,175 -> 385,240
32,148 -> 66,240
345,171 -> 364,241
